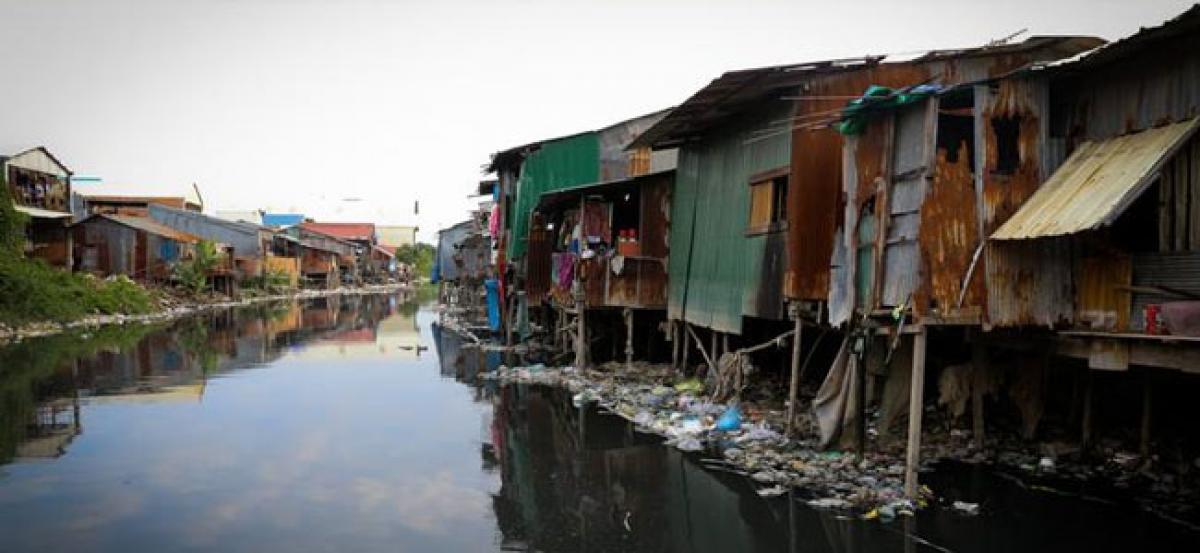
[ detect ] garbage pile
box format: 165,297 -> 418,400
482,362 -> 934,517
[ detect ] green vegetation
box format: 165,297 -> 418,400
174,240 -> 222,295
0,188 -> 155,324
243,267 -> 294,294
395,242 -> 435,279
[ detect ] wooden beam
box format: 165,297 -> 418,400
904,326 -> 927,498
971,340 -> 987,446
786,307 -> 804,437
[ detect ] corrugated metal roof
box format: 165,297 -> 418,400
87,215 -> 201,243
992,118 -> 1200,240
13,205 -> 72,219
300,222 -> 376,242
631,36 -> 1103,150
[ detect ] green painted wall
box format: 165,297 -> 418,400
667,103 -> 793,334
509,133 -> 600,259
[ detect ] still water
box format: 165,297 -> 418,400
0,293 -> 1197,552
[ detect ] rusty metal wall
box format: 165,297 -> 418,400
638,173 -> 672,259
985,237 -> 1074,327
525,226 -> 553,304
1061,32 -> 1200,141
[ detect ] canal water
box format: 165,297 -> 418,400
1,293 -> 1197,552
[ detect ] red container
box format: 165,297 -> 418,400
1144,304 -> 1161,335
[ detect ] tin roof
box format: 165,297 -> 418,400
1033,5 -> 1200,74
299,222 -> 376,242
632,36 -> 1104,150
992,118 -> 1200,240
13,205 -> 72,219
80,214 -> 202,243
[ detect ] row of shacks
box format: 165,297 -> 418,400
452,6 -> 1200,496
2,152 -> 410,290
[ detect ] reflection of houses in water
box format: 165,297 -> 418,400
293,294 -> 422,359
0,293 -> 413,467
15,397 -> 81,460
487,386 -> 796,553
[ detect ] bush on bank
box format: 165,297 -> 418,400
0,191 -> 155,325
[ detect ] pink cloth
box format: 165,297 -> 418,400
489,204 -> 500,237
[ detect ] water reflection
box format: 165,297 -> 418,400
0,296 -> 1196,552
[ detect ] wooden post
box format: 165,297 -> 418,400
1140,372 -> 1153,458
786,305 -> 804,437
682,323 -> 691,373
624,308 -> 634,370
575,298 -> 588,369
671,321 -> 680,371
710,331 -> 718,374
1081,368 -> 1094,452
904,326 -> 927,498
971,340 -> 987,446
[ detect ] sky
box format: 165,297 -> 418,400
0,0 -> 1194,242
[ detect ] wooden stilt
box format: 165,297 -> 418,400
1081,368 -> 1094,452
710,331 -> 718,374
904,326 -> 927,498
682,323 -> 691,373
575,299 -> 589,369
624,308 -> 634,370
671,321 -> 680,371
722,333 -> 730,361
786,306 -> 804,437
971,340 -> 987,446
1140,371 -> 1153,458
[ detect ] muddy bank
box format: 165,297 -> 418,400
0,283 -> 412,345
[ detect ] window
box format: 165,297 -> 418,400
991,115 -> 1023,175
748,168 -> 789,234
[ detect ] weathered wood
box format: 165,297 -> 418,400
624,308 -> 634,370
1081,369 -> 1094,452
1140,373 -> 1153,458
904,327 -> 927,498
786,310 -> 804,437
710,331 -> 719,374
971,341 -> 987,445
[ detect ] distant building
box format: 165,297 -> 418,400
215,209 -> 264,226
377,225 -> 418,248
262,213 -> 305,228
82,195 -> 201,217
72,214 -> 199,280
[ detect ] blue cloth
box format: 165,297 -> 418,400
485,278 -> 501,331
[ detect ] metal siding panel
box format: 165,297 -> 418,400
893,105 -> 928,174
1131,251 -> 1200,330
985,238 -> 1074,327
666,103 -> 791,334
508,133 -> 601,259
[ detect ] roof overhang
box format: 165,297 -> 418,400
535,169 -> 675,212
991,118 -> 1200,240
14,205 -> 72,219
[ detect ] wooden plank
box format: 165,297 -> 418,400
904,327 -> 927,498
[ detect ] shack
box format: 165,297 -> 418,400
148,204 -> 274,279
283,225 -> 360,287
1,147 -> 74,268
72,214 -> 199,280
486,110 -> 673,355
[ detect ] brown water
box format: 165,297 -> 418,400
0,293 -> 1196,552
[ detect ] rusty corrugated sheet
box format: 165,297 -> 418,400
992,118 -> 1200,240
1076,253 -> 1132,331
525,226 -> 553,304
985,237 -> 1074,327
921,146 -> 984,315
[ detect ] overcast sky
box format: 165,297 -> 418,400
0,0 -> 1193,241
